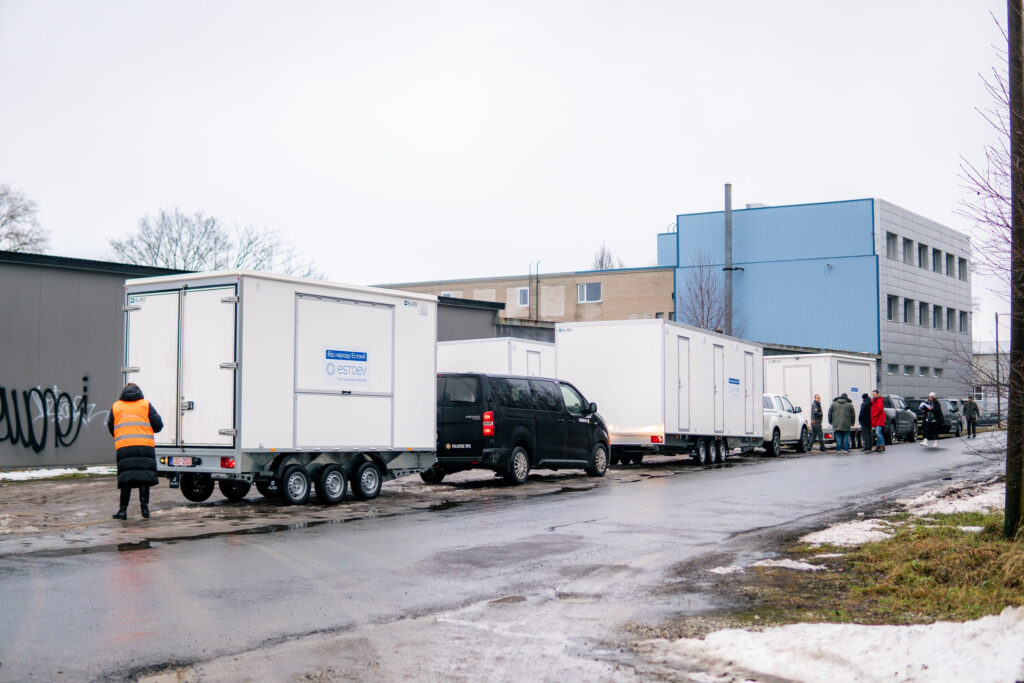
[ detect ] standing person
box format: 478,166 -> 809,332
106,383 -> 163,520
921,392 -> 943,449
810,394 -> 826,451
963,396 -> 979,438
828,393 -> 855,453
858,393 -> 874,452
870,390 -> 886,452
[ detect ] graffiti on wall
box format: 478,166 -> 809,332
0,376 -> 107,454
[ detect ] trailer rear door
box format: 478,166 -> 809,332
179,287 -> 237,446
125,291 -> 180,446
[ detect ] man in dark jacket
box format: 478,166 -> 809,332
858,394 -> 874,451
810,394 -> 825,452
106,383 -> 163,519
828,393 -> 856,453
963,396 -> 979,438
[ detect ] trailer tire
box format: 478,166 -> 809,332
351,461 -> 382,500
692,439 -> 709,466
504,445 -> 530,485
609,452 -> 621,466
180,473 -> 215,502
218,479 -> 251,501
795,427 -> 809,453
279,465 -> 311,505
766,429 -> 781,457
630,453 -> 644,465
713,440 -> 726,464
315,465 -> 347,504
586,442 -> 608,477
255,479 -> 278,498
419,465 -> 446,484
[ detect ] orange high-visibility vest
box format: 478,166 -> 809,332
112,399 -> 155,449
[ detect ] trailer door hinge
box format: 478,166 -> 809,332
218,428 -> 238,436
219,362 -> 239,370
122,366 -> 140,374
221,296 -> 239,304
123,304 -> 141,312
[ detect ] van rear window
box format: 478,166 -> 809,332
441,376 -> 481,406
489,377 -> 535,409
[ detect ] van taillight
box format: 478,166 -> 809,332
221,456 -> 236,469
651,435 -> 664,444
483,411 -> 494,437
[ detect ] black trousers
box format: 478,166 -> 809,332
861,425 -> 874,449
967,419 -> 977,438
119,485 -> 150,508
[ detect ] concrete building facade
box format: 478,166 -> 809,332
658,199 -> 973,397
387,266 -> 675,324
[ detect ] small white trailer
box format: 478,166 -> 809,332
122,270 -> 437,505
555,319 -> 763,466
763,353 -> 877,438
436,338 -> 555,376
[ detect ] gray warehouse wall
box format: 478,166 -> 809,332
0,254 -> 180,468
436,297 -> 502,341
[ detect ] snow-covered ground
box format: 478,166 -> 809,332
0,465 -> 115,481
646,479 -> 1024,682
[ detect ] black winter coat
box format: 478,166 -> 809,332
106,385 -> 164,489
858,399 -> 872,428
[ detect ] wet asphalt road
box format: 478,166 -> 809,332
0,436 -> 1004,681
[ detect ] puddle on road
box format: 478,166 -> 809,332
428,500 -> 462,512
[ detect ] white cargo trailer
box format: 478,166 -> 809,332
436,338 -> 555,376
763,353 -> 877,438
555,320 -> 763,466
122,270 -> 437,505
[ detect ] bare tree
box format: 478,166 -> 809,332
676,251 -> 743,336
0,183 -> 50,253
108,208 -> 321,277
592,243 -> 624,270
957,10 -> 1022,538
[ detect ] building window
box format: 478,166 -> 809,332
904,298 -> 915,324
934,368 -> 944,378
577,282 -> 602,303
959,310 -> 968,333
946,253 -> 955,277
904,365 -> 914,376
918,244 -> 928,269
947,308 -> 955,330
919,366 -> 929,376
933,305 -> 942,329
902,238 -> 914,264
668,311 -> 675,321
440,290 -> 454,298
517,287 -> 529,307
887,363 -> 898,375
886,232 -> 898,259
886,295 -> 898,321
919,301 -> 929,327
932,248 -> 942,273
959,257 -> 968,281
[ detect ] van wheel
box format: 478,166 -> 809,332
692,439 -> 709,465
766,429 -> 781,456
586,443 -> 608,477
218,479 -> 251,501
351,461 -> 382,500
315,465 -> 347,504
504,446 -> 530,485
795,427 -> 808,453
279,465 -> 310,505
255,479 -> 278,498
180,474 -> 215,502
419,465 -> 446,484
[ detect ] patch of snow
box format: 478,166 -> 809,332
800,519 -> 891,547
0,466 -> 115,481
898,481 -> 1004,516
751,559 -> 825,572
649,606 -> 1024,683
813,553 -> 844,558
707,565 -> 745,575
958,526 -> 985,533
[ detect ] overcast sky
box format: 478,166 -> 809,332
0,0 -> 1011,339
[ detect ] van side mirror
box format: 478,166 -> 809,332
589,402 -> 598,414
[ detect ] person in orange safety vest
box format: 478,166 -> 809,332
106,383 -> 163,519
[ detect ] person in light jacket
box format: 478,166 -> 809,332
106,383 -> 163,519
920,392 -> 943,449
828,393 -> 856,453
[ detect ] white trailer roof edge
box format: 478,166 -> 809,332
437,338 -> 555,348
559,318 -> 765,350
124,269 -> 438,303
765,352 -> 878,362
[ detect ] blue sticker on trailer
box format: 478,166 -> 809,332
728,378 -> 740,385
326,350 -> 367,362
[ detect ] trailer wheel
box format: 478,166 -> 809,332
609,452 -> 621,466
180,473 -> 215,502
279,465 -> 311,505
503,446 -> 530,485
218,479 -> 251,501
351,461 -> 383,500
766,429 -> 781,457
586,443 -> 608,477
315,465 -> 347,505
692,439 -> 709,466
713,441 -> 726,464
795,427 -> 809,453
255,479 -> 278,498
631,453 -> 644,465
419,465 -> 446,484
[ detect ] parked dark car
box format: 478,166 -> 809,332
426,373 -> 610,484
881,394 -> 918,443
908,398 -> 963,437
975,410 -> 1006,428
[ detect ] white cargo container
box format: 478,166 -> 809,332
555,320 -> 763,465
763,353 -> 877,437
122,270 -> 437,505
436,338 -> 555,376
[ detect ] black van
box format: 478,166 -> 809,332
424,373 -> 609,484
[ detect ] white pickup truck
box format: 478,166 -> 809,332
762,393 -> 811,456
